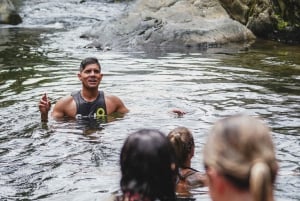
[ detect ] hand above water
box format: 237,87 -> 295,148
171,108 -> 186,116
39,93 -> 51,122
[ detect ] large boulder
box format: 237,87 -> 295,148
219,0 -> 300,44
81,0 -> 255,50
0,0 -> 22,25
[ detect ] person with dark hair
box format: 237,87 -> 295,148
115,129 -> 177,201
167,127 -> 206,196
38,57 -> 129,122
203,115 -> 278,201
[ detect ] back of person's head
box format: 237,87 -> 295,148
120,129 -> 177,201
79,57 -> 101,72
203,114 -> 278,201
167,127 -> 194,167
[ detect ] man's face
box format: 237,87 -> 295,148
78,63 -> 103,89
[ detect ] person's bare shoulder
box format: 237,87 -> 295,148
52,95 -> 76,118
105,94 -> 129,114
54,95 -> 74,107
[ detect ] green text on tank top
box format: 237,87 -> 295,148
72,90 -> 107,120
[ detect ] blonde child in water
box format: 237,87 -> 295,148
167,127 -> 207,196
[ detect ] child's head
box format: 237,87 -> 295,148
168,127 -> 195,167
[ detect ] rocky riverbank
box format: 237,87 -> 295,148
81,0 -> 299,51
219,0 -> 300,44
81,0 -> 255,51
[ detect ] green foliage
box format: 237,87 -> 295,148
274,14 -> 289,30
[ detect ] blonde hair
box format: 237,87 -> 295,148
203,115 -> 277,201
167,127 -> 194,167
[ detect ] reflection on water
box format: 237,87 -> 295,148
0,0 -> 300,201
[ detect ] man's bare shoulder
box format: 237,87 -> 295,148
51,95 -> 77,119
55,95 -> 74,105
104,94 -> 129,114
105,94 -> 122,102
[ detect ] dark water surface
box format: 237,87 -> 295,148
0,1 -> 299,201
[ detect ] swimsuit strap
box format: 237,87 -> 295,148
178,167 -> 199,180
181,166 -> 199,172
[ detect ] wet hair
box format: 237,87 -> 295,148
79,57 -> 101,72
203,115 -> 278,201
167,127 -> 194,167
120,129 -> 177,201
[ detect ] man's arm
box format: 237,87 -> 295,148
116,98 -> 129,113
39,94 -> 74,122
105,95 -> 129,114
39,93 -> 51,122
51,96 -> 76,119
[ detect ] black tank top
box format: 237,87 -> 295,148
71,90 -> 107,119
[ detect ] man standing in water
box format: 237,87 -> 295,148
39,57 -> 129,122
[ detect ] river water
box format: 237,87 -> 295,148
0,0 -> 299,201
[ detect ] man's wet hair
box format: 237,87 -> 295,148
79,57 -> 101,72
